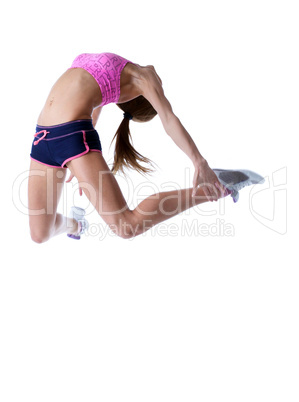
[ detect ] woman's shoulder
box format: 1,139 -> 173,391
126,63 -> 162,86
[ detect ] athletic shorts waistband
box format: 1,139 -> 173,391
36,119 -> 94,136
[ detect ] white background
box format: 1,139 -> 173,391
1,0 -> 298,401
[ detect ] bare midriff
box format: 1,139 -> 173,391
36,63 -> 144,127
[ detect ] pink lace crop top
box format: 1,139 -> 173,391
68,52 -> 133,106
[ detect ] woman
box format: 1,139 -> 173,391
29,52 -> 233,243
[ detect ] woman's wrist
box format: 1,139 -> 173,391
192,153 -> 207,167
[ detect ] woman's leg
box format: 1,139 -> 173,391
28,160 -> 78,243
67,152 -> 224,239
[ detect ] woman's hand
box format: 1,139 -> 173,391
192,159 -> 228,201
66,172 -> 83,196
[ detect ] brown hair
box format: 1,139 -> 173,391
110,95 -> 157,175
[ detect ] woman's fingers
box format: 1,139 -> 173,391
215,181 -> 230,198
192,171 -> 200,197
66,172 -> 82,196
66,173 -> 75,183
192,184 -> 198,197
215,182 -> 223,198
192,171 -> 227,202
206,182 -> 225,201
193,182 -> 217,201
207,186 -> 216,202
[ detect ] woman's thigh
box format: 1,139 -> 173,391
28,159 -> 67,238
67,152 -> 132,228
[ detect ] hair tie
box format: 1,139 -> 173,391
123,111 -> 133,120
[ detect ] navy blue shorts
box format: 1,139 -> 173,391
30,119 -> 102,168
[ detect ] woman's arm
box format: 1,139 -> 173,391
141,69 -> 203,165
141,67 -> 226,200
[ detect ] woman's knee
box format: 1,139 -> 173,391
30,231 -> 50,244
30,227 -> 51,244
107,211 -> 143,240
29,219 -> 52,244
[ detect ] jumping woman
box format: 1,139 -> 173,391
29,52 -> 262,242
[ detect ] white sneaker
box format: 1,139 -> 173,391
67,206 -> 89,240
213,169 -> 265,203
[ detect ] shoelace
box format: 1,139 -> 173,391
34,130 -> 50,145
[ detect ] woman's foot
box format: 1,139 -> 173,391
67,206 -> 89,240
213,169 -> 265,203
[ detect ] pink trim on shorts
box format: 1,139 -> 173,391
61,131 -> 102,167
30,156 -> 67,169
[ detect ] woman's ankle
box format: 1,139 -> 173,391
67,218 -> 79,235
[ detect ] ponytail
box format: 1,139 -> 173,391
111,116 -> 154,175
